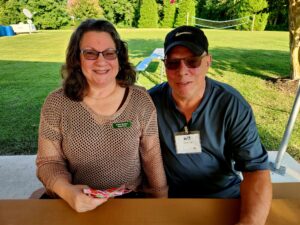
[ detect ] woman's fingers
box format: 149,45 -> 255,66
72,186 -> 108,212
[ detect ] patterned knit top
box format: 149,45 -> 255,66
36,85 -> 168,197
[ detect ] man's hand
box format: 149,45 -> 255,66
238,170 -> 272,225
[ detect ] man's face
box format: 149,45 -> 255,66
165,46 -> 211,101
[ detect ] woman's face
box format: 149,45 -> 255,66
79,31 -> 119,89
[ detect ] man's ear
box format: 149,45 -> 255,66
207,55 -> 212,67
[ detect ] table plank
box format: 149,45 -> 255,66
273,182 -> 300,198
0,199 -> 299,225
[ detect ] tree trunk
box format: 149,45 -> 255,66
289,0 -> 300,80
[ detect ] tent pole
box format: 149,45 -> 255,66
274,82 -> 300,170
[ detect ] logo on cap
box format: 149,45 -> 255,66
175,31 -> 192,37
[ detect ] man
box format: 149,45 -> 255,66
149,26 -> 272,225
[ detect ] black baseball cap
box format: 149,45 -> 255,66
164,26 -> 208,56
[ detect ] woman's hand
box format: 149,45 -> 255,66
52,179 -> 108,212
64,184 -> 108,212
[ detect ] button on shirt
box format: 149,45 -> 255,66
149,77 -> 269,198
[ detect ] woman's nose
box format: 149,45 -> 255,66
94,53 -> 107,64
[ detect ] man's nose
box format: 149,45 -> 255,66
178,60 -> 189,75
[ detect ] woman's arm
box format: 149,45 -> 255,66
36,91 -> 107,212
139,108 -> 168,198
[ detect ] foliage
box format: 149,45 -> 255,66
195,0 -> 206,17
160,0 -> 176,28
197,0 -> 236,20
0,0 -> 27,25
26,0 -> 70,29
68,0 -> 104,23
174,0 -> 196,27
0,0 -> 70,29
251,13 -> 269,31
100,0 -> 138,27
195,0 -> 270,31
0,0 -> 289,31
234,0 -> 269,31
266,0 -> 288,31
138,0 -> 159,28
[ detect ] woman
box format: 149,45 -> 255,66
36,19 -> 168,212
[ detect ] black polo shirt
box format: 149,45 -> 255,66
149,77 -> 269,198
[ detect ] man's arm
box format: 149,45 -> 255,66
236,170 -> 272,225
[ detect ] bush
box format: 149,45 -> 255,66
100,0 -> 137,27
160,0 -> 176,28
68,0 -> 104,22
0,0 -> 70,29
174,0 -> 196,27
235,0 -> 269,31
138,0 -> 158,28
27,0 -> 70,29
0,0 -> 27,25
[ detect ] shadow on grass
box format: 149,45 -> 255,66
127,39 -> 163,59
259,126 -> 300,161
250,101 -> 291,114
128,40 -> 289,81
258,126 -> 281,151
147,61 -> 160,73
0,60 -> 62,155
209,47 -> 290,80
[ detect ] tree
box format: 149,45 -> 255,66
114,0 -> 136,27
138,0 -> 159,28
235,0 -> 269,31
195,0 -> 206,17
27,0 -> 70,29
266,0 -> 288,30
174,0 -> 196,27
289,0 -> 300,80
0,0 -> 27,25
0,0 -> 69,29
198,0 -> 235,20
68,0 -> 104,23
0,0 -> 8,24
161,0 -> 176,27
100,0 -> 138,27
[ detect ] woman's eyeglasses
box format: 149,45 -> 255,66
163,54 -> 207,70
80,48 -> 118,60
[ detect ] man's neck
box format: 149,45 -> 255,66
174,97 -> 200,122
172,85 -> 206,122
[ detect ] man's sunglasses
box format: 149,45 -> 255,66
163,54 -> 207,70
80,48 -> 118,60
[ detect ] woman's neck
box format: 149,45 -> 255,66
85,82 -> 119,100
83,82 -> 126,116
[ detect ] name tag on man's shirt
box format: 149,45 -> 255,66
174,129 -> 202,154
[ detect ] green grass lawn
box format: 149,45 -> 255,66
1,29 -> 299,160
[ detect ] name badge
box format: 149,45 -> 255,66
174,126 -> 202,154
112,121 -> 131,128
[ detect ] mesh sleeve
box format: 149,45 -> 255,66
36,91 -> 72,193
140,108 -> 168,197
